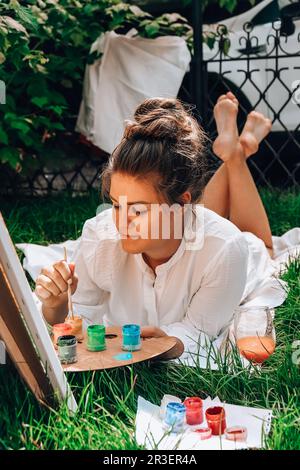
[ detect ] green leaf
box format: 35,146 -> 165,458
10,2 -> 39,31
31,96 -> 49,108
0,126 -> 8,145
9,120 -> 31,134
0,146 -> 20,168
49,105 -> 65,116
145,22 -> 160,37
50,122 -> 65,130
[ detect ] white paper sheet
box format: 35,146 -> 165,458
135,395 -> 272,450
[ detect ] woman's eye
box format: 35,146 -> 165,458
113,205 -> 120,210
130,205 -> 148,216
134,209 -> 147,216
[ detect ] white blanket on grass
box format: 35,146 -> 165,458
16,226 -> 300,369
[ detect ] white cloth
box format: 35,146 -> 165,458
75,29 -> 191,154
17,205 -> 300,368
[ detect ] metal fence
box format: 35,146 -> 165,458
185,11 -> 300,189
1,12 -> 300,195
204,24 -> 300,188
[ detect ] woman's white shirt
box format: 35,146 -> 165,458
68,204 -> 288,354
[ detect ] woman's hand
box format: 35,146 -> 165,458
35,260 -> 78,324
141,326 -> 184,360
141,326 -> 167,338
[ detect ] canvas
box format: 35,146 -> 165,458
0,213 -> 77,412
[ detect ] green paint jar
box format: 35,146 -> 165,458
87,324 -> 106,351
57,335 -> 77,364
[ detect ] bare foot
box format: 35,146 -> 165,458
213,92 -> 244,161
239,111 -> 272,159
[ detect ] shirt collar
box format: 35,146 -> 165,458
134,204 -> 196,276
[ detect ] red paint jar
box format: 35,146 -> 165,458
205,406 -> 226,435
184,397 -> 203,425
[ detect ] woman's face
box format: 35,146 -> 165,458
109,172 -> 186,255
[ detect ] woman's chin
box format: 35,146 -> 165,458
121,237 -> 147,253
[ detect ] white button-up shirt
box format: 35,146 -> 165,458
69,205 -> 287,355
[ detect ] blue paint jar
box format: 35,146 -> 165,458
163,402 -> 186,433
122,324 -> 141,351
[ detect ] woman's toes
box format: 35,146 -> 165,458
265,118 -> 272,131
217,94 -> 228,103
214,98 -> 238,130
226,91 -> 239,106
239,111 -> 272,159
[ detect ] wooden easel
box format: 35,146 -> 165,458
0,212 -> 77,411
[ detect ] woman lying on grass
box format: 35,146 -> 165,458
35,92 -> 287,361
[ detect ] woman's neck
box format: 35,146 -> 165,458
142,237 -> 182,273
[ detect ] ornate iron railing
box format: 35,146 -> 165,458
1,17 -> 300,195
188,19 -> 300,189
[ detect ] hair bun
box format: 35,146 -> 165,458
123,97 -> 193,143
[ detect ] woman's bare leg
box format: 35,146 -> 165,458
200,94 -> 237,218
202,92 -> 274,256
201,163 -> 229,218
226,157 -> 273,254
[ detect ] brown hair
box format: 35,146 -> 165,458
101,97 -> 208,204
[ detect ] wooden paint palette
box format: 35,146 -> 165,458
57,326 -> 178,372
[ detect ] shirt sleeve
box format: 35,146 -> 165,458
160,233 -> 249,354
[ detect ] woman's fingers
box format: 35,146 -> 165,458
35,284 -> 52,300
141,326 -> 167,338
36,273 -> 61,297
40,265 -> 68,294
53,260 -> 72,284
70,273 -> 78,294
35,260 -> 78,306
141,326 -> 156,337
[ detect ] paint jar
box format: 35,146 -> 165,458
205,406 -> 227,435
184,397 -> 203,425
87,324 -> 106,351
122,324 -> 141,351
53,323 -> 72,349
65,315 -> 83,341
193,427 -> 212,440
225,426 -> 247,442
160,394 -> 182,420
163,402 -> 186,433
57,335 -> 77,364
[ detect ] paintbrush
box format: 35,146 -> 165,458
64,246 -> 74,320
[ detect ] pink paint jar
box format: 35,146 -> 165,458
225,426 -> 248,442
65,316 -> 83,341
193,427 -> 212,440
184,397 -> 203,425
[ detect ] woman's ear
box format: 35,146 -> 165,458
179,191 -> 192,205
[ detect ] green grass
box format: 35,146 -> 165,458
0,188 -> 299,450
